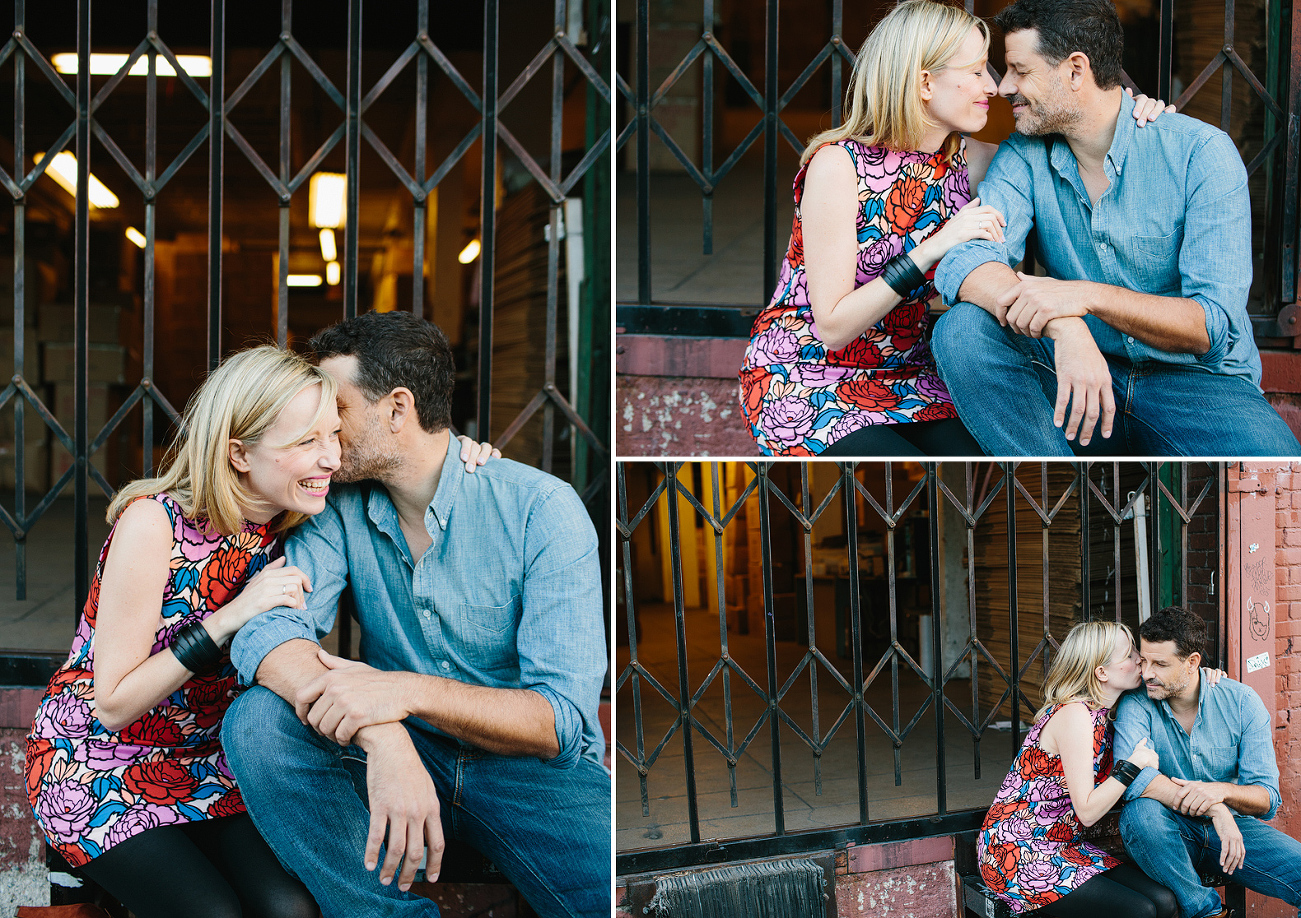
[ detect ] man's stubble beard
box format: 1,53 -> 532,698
1011,77 -> 1082,137
333,411 -> 402,484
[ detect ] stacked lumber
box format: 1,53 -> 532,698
972,465 -> 1083,723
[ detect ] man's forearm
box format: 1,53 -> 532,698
956,261 -> 1019,314
253,637 -> 330,703
1086,286 -> 1209,354
1140,774 -> 1272,816
402,673 -> 560,759
1219,782 -> 1272,816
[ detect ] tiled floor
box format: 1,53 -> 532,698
615,162 -> 794,307
616,602 -> 1020,853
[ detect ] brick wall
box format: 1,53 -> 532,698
0,689 -> 47,915
1266,463 -> 1301,918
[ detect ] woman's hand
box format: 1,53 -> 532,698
456,436 -> 500,473
206,556 -> 311,644
1205,668 -> 1227,686
1127,735 -> 1159,771
1127,87 -> 1176,126
912,197 -> 1006,269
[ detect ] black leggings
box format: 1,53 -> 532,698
820,417 -> 984,457
1038,863 -> 1178,918
79,813 -> 318,918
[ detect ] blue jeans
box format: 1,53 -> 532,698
931,302 -> 1301,456
222,686 -> 610,918
1119,797 -> 1301,918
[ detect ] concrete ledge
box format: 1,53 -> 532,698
847,835 -> 954,873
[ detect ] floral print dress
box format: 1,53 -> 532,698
738,138 -> 967,455
977,702 -> 1122,913
25,493 -> 278,867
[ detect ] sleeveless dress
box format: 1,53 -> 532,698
738,138 -> 967,456
25,493 -> 278,868
977,702 -> 1123,913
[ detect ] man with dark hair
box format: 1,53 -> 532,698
220,311 -> 610,918
930,0 -> 1299,456
1114,607 -> 1301,918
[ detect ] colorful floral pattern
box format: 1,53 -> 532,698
738,139 -> 969,455
976,703 -> 1122,913
25,493 -> 278,867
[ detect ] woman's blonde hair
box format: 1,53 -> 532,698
802,0 -> 989,165
1034,620 -> 1135,723
107,346 -> 337,536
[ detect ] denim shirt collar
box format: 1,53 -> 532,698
362,431 -> 461,563
1048,90 -> 1133,200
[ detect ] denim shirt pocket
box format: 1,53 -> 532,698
456,597 -> 522,673
1125,230 -> 1183,293
1200,744 -> 1238,781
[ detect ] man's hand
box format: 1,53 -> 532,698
296,649 -> 412,745
999,273 -> 1092,338
1170,777 -> 1229,817
1047,318 -> 1115,446
357,722 -> 444,891
1209,803 -> 1245,874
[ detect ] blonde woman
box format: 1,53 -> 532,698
978,621 -> 1193,917
24,347 -> 492,918
737,0 -> 1169,456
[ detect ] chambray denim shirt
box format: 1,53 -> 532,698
230,434 -> 607,769
1113,671 -> 1280,819
934,91 -> 1262,386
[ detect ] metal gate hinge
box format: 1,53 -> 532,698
1230,478 -> 1267,493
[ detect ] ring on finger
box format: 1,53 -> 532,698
282,584 -> 289,595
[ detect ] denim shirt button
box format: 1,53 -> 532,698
1127,336 -> 1135,344
423,609 -> 432,618
440,660 -> 451,671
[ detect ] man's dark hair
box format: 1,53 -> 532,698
309,310 -> 455,434
1137,606 -> 1207,660
992,0 -> 1124,91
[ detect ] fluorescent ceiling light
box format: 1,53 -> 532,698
34,151 -> 119,208
309,173 -> 346,229
125,226 -> 146,249
325,261 -> 341,286
319,228 -> 337,262
52,53 -> 212,77
287,274 -> 323,287
458,239 -> 481,264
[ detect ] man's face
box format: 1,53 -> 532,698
1139,639 -> 1200,701
998,29 -> 1082,136
318,355 -> 400,484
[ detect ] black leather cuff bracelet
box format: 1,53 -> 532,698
1111,758 -> 1143,786
171,621 -> 222,674
880,253 -> 927,299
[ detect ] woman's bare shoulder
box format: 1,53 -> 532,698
111,498 -> 173,550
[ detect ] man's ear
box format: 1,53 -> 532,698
1186,651 -> 1202,672
228,439 -> 251,474
1065,51 -> 1091,91
387,387 -> 417,432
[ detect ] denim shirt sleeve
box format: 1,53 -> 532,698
229,500 -> 351,686
1179,132 -> 1251,369
934,141 -> 1037,306
1114,692 -> 1160,801
519,483 -> 606,769
1234,685 -> 1281,819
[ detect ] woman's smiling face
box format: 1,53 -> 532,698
923,26 -> 998,136
233,383 -> 342,523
